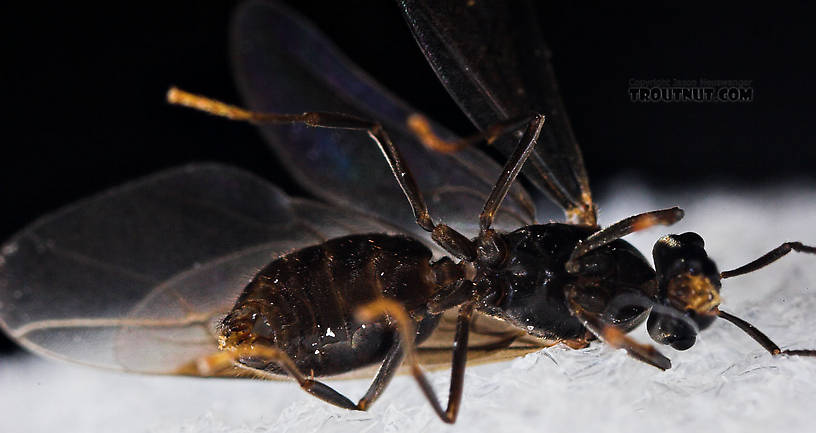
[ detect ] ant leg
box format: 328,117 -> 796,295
566,207 -> 684,273
720,242 -> 816,279
717,310 -> 816,357
409,112 -> 597,227
167,88 -> 433,229
167,87 -> 476,259
565,285 -> 672,370
357,299 -> 474,424
193,340 -> 407,411
479,114 -> 545,233
356,341 -> 404,410
407,113 -> 533,153
194,346 -> 358,410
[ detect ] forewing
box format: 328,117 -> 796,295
0,164 -> 399,374
398,0 -> 596,224
231,0 -> 535,240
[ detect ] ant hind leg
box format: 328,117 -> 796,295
357,299 -> 474,424
192,342 -> 405,412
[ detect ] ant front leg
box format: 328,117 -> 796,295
566,207 -> 684,274
565,285 -> 672,370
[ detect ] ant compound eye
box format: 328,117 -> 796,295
647,311 -> 698,350
668,332 -> 696,350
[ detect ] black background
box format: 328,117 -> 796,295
2,1 -> 815,353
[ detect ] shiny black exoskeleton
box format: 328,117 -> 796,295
221,223 -> 662,379
648,232 -> 722,350
480,224 -> 655,342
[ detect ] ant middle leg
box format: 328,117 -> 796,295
168,87 -> 432,231
407,112 -> 534,153
357,299 -> 474,424
402,111 -> 547,234
566,207 -> 685,273
408,112 -> 597,227
479,114 -> 545,233
167,87 -> 477,260
464,114 -> 544,267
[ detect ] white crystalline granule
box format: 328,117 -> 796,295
1,182 -> 815,433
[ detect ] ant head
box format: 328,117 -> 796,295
647,232 -> 721,350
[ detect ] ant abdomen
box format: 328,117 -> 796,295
220,233 -> 440,377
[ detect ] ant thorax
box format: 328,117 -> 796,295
474,223 -> 656,342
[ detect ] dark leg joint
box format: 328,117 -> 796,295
432,224 -> 476,261
417,213 -> 435,232
300,112 -> 373,130
778,349 -> 816,357
786,242 -> 816,252
475,229 -> 507,268
302,379 -> 360,411
428,280 -> 475,314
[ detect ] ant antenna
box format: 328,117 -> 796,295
717,310 -> 816,357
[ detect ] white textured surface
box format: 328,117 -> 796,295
2,181 -> 816,433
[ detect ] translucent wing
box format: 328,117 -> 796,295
398,0 -> 596,225
418,310 -> 551,366
333,310 -> 549,381
0,164 -> 403,374
231,0 -> 536,240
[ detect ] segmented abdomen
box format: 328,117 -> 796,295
220,233 -> 436,376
